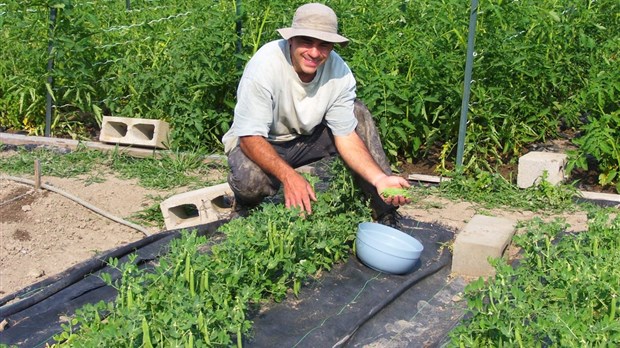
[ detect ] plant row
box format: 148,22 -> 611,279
0,0 -> 618,190
449,209 -> 620,346
50,160 -> 372,346
1,145 -> 616,346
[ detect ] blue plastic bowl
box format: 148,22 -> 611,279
355,222 -> 424,274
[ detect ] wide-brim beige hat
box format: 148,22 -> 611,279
277,3 -> 349,47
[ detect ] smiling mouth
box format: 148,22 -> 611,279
304,57 -> 320,68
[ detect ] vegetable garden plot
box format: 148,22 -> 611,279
0,158 -> 618,346
245,218 -> 457,347
0,222 -> 224,347
0,218 -> 457,348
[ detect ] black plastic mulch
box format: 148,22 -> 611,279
246,218 -> 458,347
0,218 -> 458,348
0,221 -> 225,348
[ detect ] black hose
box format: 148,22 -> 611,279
335,247 -> 452,347
0,230 -> 177,319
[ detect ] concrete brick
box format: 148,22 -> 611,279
517,151 -> 567,188
451,215 -> 517,278
160,183 -> 233,230
100,116 -> 170,149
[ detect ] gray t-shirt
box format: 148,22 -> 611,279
222,39 -> 358,154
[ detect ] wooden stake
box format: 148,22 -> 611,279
34,159 -> 41,191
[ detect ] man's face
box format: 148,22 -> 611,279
289,36 -> 334,82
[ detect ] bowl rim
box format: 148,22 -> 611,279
357,230 -> 423,252
357,222 -> 424,253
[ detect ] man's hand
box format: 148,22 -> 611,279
281,171 -> 317,215
239,136 -> 317,215
333,132 -> 411,207
374,174 -> 411,206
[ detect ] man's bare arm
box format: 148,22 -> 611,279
239,135 -> 316,213
333,131 -> 410,206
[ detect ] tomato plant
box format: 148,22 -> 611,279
1,0 -> 618,186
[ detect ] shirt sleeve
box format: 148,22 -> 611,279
232,77 -> 273,138
324,73 -> 358,137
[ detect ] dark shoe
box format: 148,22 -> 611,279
377,210 -> 403,230
228,196 -> 251,220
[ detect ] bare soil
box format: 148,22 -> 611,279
0,174 -> 170,296
0,144 -> 612,297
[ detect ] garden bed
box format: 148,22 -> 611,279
0,141 -> 617,347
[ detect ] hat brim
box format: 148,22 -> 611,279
277,28 -> 349,47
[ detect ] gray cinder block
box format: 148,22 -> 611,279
452,215 -> 517,278
160,183 -> 233,230
517,151 -> 567,188
100,116 -> 170,149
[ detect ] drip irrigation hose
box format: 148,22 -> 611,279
0,218 -> 227,324
0,230 -> 178,319
1,175 -> 151,236
333,247 -> 452,347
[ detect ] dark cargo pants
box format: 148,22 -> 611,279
227,99 -> 395,219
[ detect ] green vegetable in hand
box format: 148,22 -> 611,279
380,187 -> 413,200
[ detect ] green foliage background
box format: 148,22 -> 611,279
0,0 -> 618,190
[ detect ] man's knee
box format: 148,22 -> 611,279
353,99 -> 381,143
227,147 -> 278,205
352,99 -> 391,172
354,99 -> 373,124
227,173 -> 269,206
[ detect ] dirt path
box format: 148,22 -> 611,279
0,174 -> 174,296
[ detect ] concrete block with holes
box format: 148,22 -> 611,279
517,151 -> 568,188
451,214 -> 517,278
99,116 -> 170,149
160,183 -> 233,230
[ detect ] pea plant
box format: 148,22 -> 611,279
437,170 -> 579,212
448,210 -> 620,347
51,160 -> 372,347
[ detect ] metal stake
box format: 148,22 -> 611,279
456,0 -> 479,168
45,7 -> 57,137
34,159 -> 41,191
